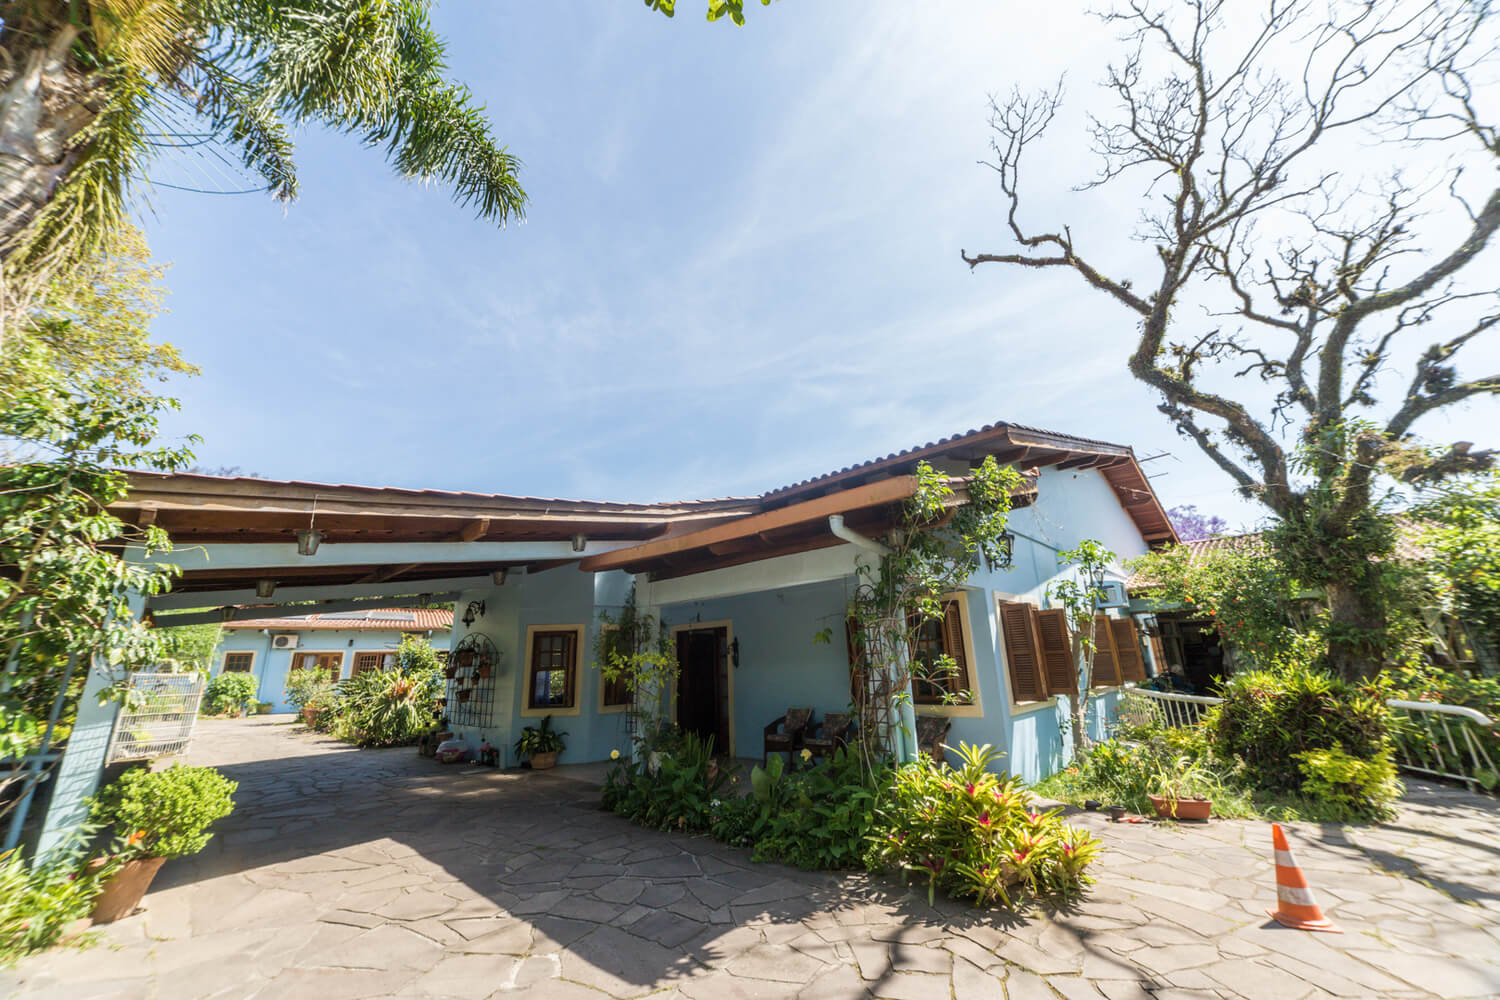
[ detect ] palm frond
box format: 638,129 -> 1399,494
182,58 -> 298,201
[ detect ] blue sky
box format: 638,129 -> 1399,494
139,3 -> 1499,532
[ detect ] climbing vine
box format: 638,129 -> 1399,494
830,457 -> 1023,772
594,585 -> 678,753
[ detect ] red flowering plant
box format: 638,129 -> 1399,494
868,743 -> 1102,907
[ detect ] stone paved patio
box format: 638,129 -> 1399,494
5,716 -> 1499,1000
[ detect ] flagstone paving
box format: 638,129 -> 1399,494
5,716 -> 1499,999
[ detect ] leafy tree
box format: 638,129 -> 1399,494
1166,505 -> 1229,542
1411,472 -> 1500,664
962,0 -> 1500,679
0,0 -> 527,317
1047,540 -> 1115,755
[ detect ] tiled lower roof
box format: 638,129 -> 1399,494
223,608 -> 453,631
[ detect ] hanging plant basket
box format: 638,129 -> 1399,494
444,666 -> 457,679
456,650 -> 475,668
477,665 -> 491,679
457,690 -> 472,703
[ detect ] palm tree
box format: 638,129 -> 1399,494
0,1 -> 527,316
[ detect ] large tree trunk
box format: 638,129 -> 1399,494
0,25 -> 96,263
1323,577 -> 1386,681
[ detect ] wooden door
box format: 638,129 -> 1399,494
676,627 -> 730,754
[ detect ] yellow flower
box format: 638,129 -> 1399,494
610,749 -> 621,761
800,748 -> 812,762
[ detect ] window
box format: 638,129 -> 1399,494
291,651 -> 344,683
352,651 -> 395,676
222,652 -> 254,673
597,626 -> 632,711
910,599 -> 972,706
528,629 -> 578,711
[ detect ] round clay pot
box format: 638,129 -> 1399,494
1148,794 -> 1212,821
529,751 -> 558,771
91,856 -> 167,924
301,707 -> 318,727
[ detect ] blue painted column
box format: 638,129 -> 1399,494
35,592 -> 143,857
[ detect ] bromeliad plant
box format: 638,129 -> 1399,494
868,743 -> 1102,907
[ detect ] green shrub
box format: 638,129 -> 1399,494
90,765 -> 237,859
867,743 -> 1102,907
284,667 -> 334,711
1213,660 -> 1392,793
0,841 -> 110,968
335,665 -> 442,747
202,672 -> 257,716
1387,664 -> 1500,789
604,728 -> 733,832
749,749 -> 884,870
1296,746 -> 1402,821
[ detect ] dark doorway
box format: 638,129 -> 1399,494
675,626 -> 730,754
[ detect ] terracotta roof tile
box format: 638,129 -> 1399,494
223,608 -> 453,631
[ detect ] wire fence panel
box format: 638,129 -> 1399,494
107,672 -> 206,762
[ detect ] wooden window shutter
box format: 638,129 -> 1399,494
1092,615 -> 1122,687
1111,618 -> 1147,683
940,600 -> 971,693
1033,608 -> 1077,698
999,601 -> 1045,702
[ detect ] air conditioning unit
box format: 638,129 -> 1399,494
1097,581 -> 1129,609
272,634 -> 300,650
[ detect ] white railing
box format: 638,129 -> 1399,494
1386,700 -> 1497,795
107,671 -> 206,762
1125,687 -> 1498,794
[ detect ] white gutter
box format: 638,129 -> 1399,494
827,515 -> 890,556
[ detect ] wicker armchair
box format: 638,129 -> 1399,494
802,713 -> 854,764
914,715 -> 951,764
763,707 -> 813,769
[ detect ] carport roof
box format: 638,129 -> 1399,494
117,417 -> 1176,602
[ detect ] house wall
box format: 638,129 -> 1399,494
438,466 -> 1154,783
212,627 -> 452,712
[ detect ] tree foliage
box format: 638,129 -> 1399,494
1410,471 -> 1500,657
962,0 -> 1500,678
1166,504 -> 1229,542
1047,540 -> 1116,754
0,0 -> 529,314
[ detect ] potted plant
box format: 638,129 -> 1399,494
513,715 -> 567,770
1147,756 -> 1214,821
87,765 -> 237,923
476,662 -> 491,679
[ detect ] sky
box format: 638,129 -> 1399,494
138,2 -> 1500,534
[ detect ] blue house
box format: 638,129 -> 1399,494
213,608 -> 452,712
122,420 -> 1176,783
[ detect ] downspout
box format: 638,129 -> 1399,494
826,516 -> 916,764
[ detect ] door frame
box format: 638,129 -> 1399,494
668,620 -> 735,757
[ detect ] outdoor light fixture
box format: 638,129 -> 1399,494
570,534 -> 587,553
730,637 -> 741,668
491,568 -> 508,586
296,528 -> 323,556
219,606 -> 237,622
255,579 -> 277,599
462,600 -> 486,627
984,532 -> 1015,573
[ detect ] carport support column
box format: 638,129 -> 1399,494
632,574 -> 664,760
36,591 -> 144,858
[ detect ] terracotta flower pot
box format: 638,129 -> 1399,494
477,665 -> 491,679
1148,794 -> 1212,821
529,751 -> 558,770
301,707 -> 318,727
90,856 -> 167,924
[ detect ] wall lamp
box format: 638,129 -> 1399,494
983,532 -> 1015,573
730,637 -> 741,668
491,568 -> 508,586
462,600 -> 486,627
296,528 -> 323,556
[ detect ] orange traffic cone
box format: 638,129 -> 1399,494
1267,823 -> 1341,933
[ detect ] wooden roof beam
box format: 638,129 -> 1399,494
458,517 -> 491,542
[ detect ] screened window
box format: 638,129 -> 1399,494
222,652 -> 254,673
528,630 -> 577,710
352,651 -> 395,676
